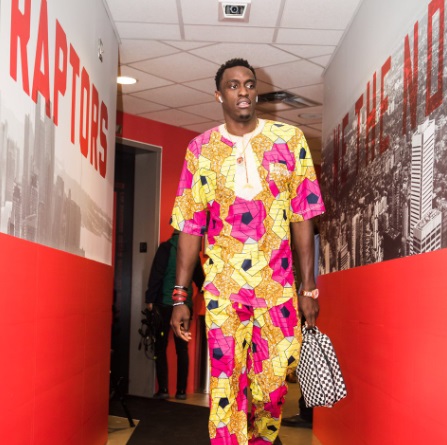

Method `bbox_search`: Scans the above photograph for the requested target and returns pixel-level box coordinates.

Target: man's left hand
[298,295,319,328]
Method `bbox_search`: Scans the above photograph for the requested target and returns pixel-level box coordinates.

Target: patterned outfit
[171,120,325,445]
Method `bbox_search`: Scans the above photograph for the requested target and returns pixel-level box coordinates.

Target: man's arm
[291,219,319,327]
[145,242,170,311]
[170,231,202,341]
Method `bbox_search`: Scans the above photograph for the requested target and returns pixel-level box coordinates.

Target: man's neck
[224,117,259,137]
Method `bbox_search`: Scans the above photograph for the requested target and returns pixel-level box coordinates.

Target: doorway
[112,137,162,396]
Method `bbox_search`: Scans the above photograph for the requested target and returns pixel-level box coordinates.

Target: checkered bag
[297,326,347,408]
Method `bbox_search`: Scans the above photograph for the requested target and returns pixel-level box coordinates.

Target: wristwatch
[300,289,319,299]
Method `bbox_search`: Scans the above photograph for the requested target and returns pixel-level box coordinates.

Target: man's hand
[146,303,153,312]
[171,305,192,342]
[298,295,319,328]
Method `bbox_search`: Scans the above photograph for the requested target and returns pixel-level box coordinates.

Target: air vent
[218,0,251,22]
[257,91,320,109]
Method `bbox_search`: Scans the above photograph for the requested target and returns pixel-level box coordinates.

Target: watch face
[302,289,319,298]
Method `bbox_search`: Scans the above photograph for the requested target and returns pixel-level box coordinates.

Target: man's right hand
[146,303,153,312]
[171,305,192,342]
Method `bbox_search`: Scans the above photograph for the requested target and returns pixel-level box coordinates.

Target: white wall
[128,145,162,397]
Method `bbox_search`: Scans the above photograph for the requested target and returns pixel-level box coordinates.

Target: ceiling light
[117,76,137,85]
[218,0,251,22]
[258,91,320,109]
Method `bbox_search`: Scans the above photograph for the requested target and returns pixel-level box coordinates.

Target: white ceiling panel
[183,77,217,95]
[130,53,220,83]
[281,0,363,29]
[106,0,179,23]
[288,84,325,105]
[185,25,276,44]
[273,44,336,59]
[257,60,324,90]
[179,102,225,121]
[256,102,295,113]
[117,65,173,94]
[190,43,299,68]
[140,109,213,126]
[276,28,344,46]
[310,55,333,67]
[133,84,214,108]
[163,41,216,51]
[116,22,182,40]
[119,40,180,64]
[117,95,168,114]
[255,79,282,94]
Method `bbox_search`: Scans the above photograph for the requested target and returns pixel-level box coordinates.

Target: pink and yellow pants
[205,294,301,445]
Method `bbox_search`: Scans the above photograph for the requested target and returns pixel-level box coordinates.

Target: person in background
[145,229,204,400]
[170,58,325,445]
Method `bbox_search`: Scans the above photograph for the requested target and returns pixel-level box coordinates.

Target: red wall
[314,248,447,444]
[0,233,113,445]
[117,111,203,395]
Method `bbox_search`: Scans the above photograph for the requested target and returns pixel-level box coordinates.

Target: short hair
[214,58,256,91]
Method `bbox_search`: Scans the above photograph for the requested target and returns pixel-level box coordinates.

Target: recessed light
[117,76,137,85]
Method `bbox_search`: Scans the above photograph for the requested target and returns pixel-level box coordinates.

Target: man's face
[216,65,257,123]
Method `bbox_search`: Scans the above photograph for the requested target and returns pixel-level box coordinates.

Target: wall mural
[320,0,447,273]
[0,0,116,264]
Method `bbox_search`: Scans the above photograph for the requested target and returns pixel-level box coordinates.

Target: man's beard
[237,111,254,122]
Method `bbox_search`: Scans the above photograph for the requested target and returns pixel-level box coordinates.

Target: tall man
[170,59,325,445]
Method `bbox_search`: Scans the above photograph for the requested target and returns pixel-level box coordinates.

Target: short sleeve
[289,130,325,222]
[171,138,208,236]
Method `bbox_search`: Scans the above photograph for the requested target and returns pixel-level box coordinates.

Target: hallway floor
[108,382,323,445]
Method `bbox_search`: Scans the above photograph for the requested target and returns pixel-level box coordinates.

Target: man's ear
[215,91,223,103]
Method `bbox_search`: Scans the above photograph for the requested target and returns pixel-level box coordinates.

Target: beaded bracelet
[172,297,186,301]
[174,285,188,291]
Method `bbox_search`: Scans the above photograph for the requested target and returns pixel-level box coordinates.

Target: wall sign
[0,0,117,264]
[321,0,447,272]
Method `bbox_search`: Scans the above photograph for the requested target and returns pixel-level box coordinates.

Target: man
[170,59,325,445]
[145,230,204,400]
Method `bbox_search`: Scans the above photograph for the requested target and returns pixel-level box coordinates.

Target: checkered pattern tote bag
[297,326,347,408]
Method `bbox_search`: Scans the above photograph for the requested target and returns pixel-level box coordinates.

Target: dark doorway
[111,139,161,395]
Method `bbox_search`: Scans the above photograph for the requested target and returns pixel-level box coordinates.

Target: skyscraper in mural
[409,119,441,254]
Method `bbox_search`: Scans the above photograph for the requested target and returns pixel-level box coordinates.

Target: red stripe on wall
[314,247,447,445]
[0,232,113,445]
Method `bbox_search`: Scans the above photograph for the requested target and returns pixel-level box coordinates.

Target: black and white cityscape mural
[320,1,447,273]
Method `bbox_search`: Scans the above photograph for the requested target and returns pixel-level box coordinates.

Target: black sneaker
[153,390,169,400]
[175,390,187,400]
[281,414,312,429]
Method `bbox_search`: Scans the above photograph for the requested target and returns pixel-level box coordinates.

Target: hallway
[108,385,323,445]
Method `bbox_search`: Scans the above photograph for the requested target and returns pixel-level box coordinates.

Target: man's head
[214,58,256,92]
[214,59,258,125]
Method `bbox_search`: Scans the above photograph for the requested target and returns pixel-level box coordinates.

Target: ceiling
[104,0,363,161]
